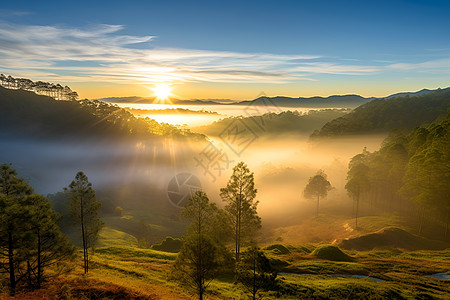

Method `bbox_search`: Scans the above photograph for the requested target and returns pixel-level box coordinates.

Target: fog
[118,102,320,127]
[0,98,390,244]
[0,129,386,237]
[223,135,385,223]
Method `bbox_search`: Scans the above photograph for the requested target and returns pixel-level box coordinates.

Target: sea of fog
[0,132,385,225]
[1,100,387,230]
[117,103,319,127]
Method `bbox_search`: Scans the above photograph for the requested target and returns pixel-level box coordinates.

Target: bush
[151,236,183,253]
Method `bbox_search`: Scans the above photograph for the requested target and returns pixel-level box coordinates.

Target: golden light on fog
[152,83,172,101]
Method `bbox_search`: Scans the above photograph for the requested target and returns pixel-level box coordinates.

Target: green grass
[6,242,449,299]
[101,210,188,245]
[65,210,450,299]
[97,227,138,247]
[6,209,450,299]
[284,260,369,275]
[96,246,177,262]
[265,213,411,246]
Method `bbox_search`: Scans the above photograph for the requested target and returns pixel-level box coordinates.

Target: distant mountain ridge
[96,96,223,105]
[235,94,371,108]
[96,87,446,109]
[384,88,441,99]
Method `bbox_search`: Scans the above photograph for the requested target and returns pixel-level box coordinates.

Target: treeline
[194,109,349,137]
[0,86,204,140]
[345,112,450,238]
[0,74,79,101]
[0,165,103,296]
[311,88,450,138]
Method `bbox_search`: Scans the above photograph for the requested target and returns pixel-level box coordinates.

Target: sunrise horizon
[1,1,449,101]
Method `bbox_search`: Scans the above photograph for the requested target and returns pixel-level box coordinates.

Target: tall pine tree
[220,162,261,263]
[65,172,103,274]
[0,164,33,296]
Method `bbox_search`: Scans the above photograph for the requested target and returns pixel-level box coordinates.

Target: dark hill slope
[311,88,450,138]
[0,87,198,140]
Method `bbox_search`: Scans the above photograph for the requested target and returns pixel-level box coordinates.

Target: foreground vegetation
[2,240,448,299]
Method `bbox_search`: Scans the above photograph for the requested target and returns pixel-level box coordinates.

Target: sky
[0,0,449,100]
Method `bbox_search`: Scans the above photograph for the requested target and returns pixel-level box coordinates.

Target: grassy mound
[265,244,291,255]
[340,227,450,251]
[311,245,354,262]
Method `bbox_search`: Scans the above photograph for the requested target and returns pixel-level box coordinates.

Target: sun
[152,83,172,100]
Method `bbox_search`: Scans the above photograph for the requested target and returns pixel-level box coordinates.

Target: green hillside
[311,88,450,138]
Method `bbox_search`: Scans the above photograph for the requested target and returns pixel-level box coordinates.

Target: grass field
[1,211,449,299]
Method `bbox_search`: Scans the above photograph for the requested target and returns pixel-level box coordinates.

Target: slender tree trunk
[252,250,256,300]
[355,196,359,229]
[236,193,242,263]
[8,231,16,296]
[86,248,89,273]
[236,209,239,263]
[237,209,241,262]
[352,196,355,217]
[419,208,425,235]
[37,230,42,289]
[27,261,32,288]
[445,208,449,240]
[198,203,203,300]
[316,192,320,217]
[80,197,87,274]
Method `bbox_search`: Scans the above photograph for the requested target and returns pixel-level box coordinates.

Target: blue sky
[0,0,449,99]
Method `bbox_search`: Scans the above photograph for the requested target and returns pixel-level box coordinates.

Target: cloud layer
[0,22,449,86]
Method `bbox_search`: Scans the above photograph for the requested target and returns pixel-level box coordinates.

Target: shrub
[151,236,183,253]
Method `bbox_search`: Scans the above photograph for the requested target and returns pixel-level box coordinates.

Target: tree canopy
[304,170,333,216]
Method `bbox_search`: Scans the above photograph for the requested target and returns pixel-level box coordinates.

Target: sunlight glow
[152,83,172,101]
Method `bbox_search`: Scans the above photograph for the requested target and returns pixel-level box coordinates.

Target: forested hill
[0,86,202,140]
[193,109,350,137]
[310,88,450,138]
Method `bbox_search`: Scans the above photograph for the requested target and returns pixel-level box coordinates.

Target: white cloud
[0,22,448,86]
